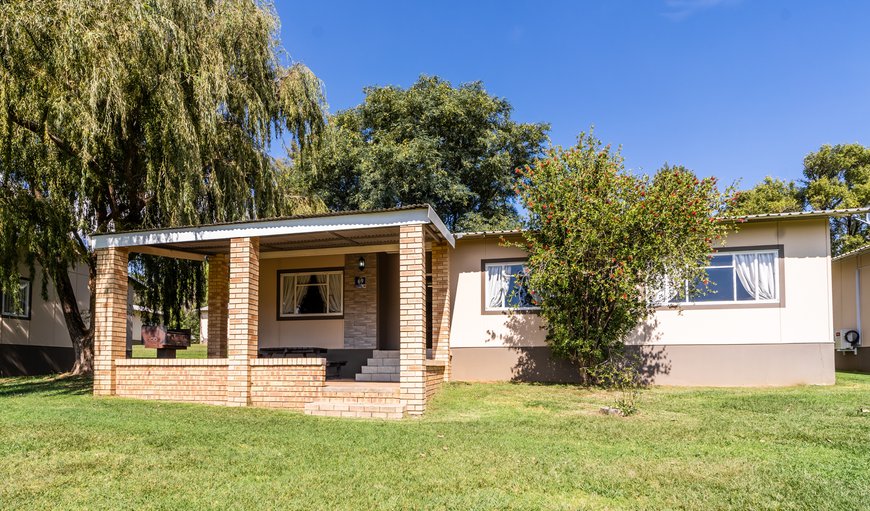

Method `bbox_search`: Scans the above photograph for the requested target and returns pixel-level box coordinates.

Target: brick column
[207,253,229,358]
[431,242,452,381]
[226,237,259,406]
[93,247,129,396]
[399,223,426,415]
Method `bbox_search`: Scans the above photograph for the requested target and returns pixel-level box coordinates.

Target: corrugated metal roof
[833,243,870,261]
[92,204,432,236]
[722,207,870,222]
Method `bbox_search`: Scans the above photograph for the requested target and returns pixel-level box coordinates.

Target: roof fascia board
[426,206,455,248]
[92,208,438,249]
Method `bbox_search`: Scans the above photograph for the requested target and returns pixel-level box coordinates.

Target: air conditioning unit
[835,329,861,351]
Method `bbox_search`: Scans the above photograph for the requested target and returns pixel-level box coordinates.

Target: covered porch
[91,206,454,418]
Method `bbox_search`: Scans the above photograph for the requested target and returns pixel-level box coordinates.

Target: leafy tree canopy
[802,143,870,254]
[734,143,870,254]
[730,177,803,216]
[0,0,326,372]
[298,75,549,231]
[515,132,733,384]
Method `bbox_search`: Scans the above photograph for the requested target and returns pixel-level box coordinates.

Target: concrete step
[355,372,399,382]
[304,400,405,420]
[366,357,400,367]
[372,350,400,359]
[321,385,401,403]
[361,365,399,375]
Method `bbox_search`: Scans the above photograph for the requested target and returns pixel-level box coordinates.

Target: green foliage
[730,177,803,215]
[515,132,733,384]
[734,144,870,255]
[0,0,327,371]
[802,143,870,254]
[299,75,549,231]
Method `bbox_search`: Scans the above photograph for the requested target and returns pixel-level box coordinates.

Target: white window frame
[278,270,343,319]
[483,260,540,312]
[1,278,32,319]
[661,248,780,306]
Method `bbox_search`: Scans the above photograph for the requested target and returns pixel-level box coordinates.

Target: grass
[131,342,207,359]
[1,374,870,510]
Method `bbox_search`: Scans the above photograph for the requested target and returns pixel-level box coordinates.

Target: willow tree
[0,0,327,373]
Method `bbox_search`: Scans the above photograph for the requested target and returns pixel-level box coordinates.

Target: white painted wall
[449,218,833,348]
[257,255,345,348]
[0,263,90,348]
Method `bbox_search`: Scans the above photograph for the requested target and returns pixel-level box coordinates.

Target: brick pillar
[431,242,451,382]
[226,237,259,406]
[207,253,229,358]
[93,247,129,396]
[399,223,426,415]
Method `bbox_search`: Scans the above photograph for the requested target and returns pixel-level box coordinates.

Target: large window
[1,278,31,319]
[660,249,780,305]
[278,270,343,319]
[484,260,538,311]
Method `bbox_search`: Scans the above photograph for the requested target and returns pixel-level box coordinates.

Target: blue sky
[276,0,869,190]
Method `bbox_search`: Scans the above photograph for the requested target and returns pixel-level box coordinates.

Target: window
[659,249,779,305]
[484,261,538,311]
[278,270,343,318]
[1,278,31,319]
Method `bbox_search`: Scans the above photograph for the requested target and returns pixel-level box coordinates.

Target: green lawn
[131,342,207,359]
[1,374,869,510]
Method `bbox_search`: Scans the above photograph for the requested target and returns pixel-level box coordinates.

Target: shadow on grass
[0,374,92,398]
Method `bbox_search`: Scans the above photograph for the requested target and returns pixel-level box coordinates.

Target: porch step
[355,372,399,382]
[321,383,401,403]
[304,400,406,420]
[360,364,399,375]
[356,350,401,382]
[372,350,399,359]
[366,357,400,366]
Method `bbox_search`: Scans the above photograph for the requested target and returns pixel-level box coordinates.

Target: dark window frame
[276,267,344,321]
[1,277,33,320]
[480,258,540,316]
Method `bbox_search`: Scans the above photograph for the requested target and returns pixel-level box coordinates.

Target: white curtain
[281,275,295,315]
[293,276,307,313]
[756,252,777,300]
[735,253,776,300]
[486,265,509,308]
[327,273,342,313]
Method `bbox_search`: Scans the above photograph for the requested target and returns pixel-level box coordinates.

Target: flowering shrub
[513,132,734,384]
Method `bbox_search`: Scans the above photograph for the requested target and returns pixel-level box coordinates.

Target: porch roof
[90,205,454,260]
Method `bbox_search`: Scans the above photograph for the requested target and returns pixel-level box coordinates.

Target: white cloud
[662,0,741,21]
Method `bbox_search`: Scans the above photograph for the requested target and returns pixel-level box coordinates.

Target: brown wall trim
[451,342,834,386]
[0,344,74,376]
[479,257,540,316]
[835,347,870,373]
[655,245,786,311]
[275,267,345,321]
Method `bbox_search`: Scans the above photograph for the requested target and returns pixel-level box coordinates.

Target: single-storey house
[0,265,90,376]
[84,205,847,418]
[831,243,870,372]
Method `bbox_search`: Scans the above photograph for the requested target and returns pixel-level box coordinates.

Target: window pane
[735,275,755,300]
[708,254,732,267]
[327,273,342,313]
[2,279,29,317]
[298,284,327,314]
[691,267,734,302]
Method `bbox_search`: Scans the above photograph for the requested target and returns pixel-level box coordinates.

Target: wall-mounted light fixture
[358,256,366,271]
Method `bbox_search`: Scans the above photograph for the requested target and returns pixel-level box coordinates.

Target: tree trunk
[50,264,94,375]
